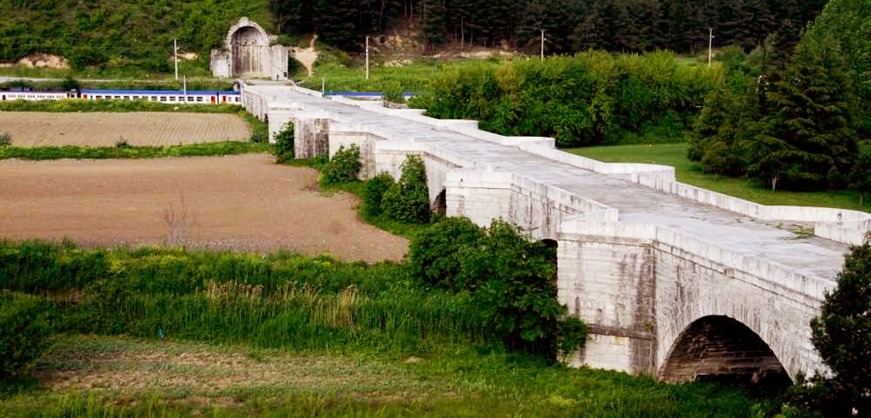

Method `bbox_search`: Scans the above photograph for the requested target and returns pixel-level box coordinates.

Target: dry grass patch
[34,335,431,403]
[0,112,251,147]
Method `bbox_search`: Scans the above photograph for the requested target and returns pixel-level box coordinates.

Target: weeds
[0,133,10,147]
[0,141,271,160]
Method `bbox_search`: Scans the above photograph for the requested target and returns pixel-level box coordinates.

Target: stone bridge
[241,81,870,387]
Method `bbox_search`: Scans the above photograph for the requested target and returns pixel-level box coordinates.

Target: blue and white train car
[80,89,241,105]
[0,90,75,101]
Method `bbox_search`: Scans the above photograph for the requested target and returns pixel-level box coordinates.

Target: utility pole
[707,28,714,67]
[540,29,546,60]
[365,36,370,80]
[173,38,179,80]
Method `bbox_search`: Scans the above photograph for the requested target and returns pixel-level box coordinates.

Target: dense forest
[270,0,826,54]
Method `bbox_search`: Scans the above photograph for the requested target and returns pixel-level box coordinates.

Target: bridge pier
[557,223,658,374]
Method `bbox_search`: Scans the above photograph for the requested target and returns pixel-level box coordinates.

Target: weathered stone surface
[240,82,871,385]
[211,17,289,80]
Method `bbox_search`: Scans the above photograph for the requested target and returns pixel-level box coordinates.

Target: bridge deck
[248,84,850,282]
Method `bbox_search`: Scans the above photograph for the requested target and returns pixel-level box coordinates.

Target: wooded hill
[270,0,826,54]
[0,0,269,71]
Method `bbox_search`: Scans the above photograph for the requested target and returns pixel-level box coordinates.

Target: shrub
[381,82,406,104]
[321,144,361,184]
[362,172,396,218]
[274,122,295,163]
[114,137,130,148]
[0,134,10,147]
[382,155,431,223]
[408,218,587,361]
[0,292,55,381]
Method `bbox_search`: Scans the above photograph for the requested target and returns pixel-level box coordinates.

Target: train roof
[80,89,239,95]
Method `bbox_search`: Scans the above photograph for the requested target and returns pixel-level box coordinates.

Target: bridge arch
[660,315,791,393]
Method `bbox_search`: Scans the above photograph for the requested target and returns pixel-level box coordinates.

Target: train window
[196,97,203,102]
[187,97,194,102]
[169,96,176,102]
[151,96,157,101]
[160,97,167,102]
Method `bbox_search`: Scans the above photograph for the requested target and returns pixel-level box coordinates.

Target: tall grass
[0,241,488,354]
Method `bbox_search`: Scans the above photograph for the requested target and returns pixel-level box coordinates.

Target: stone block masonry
[241,82,870,387]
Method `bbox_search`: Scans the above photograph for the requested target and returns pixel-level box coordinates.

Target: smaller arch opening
[539,239,559,283]
[431,189,447,216]
[661,315,791,395]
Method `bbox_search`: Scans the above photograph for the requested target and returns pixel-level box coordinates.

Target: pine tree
[748,37,858,190]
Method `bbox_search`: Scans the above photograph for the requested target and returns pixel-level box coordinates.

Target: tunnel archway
[230,25,268,77]
[660,315,791,394]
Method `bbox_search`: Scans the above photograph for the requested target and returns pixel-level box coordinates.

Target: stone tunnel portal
[660,315,791,394]
[231,25,267,77]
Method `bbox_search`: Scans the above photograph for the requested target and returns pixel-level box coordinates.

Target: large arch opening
[661,315,791,394]
[231,26,267,77]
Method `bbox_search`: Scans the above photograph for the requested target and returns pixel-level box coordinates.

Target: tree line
[689,0,868,193]
[269,0,826,54]
[412,51,719,147]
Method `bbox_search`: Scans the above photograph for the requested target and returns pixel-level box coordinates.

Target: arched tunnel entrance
[661,315,791,395]
[231,26,267,77]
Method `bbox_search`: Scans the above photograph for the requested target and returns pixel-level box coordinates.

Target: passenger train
[0,88,241,105]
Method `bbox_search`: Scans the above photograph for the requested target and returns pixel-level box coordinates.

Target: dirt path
[0,112,251,147]
[0,154,407,262]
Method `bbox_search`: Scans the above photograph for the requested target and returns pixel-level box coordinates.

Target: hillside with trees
[0,0,270,71]
[269,0,826,54]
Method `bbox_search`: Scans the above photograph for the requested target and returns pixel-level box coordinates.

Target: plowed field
[0,154,407,262]
[0,112,251,147]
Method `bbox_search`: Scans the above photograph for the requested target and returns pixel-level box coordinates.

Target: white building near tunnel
[210,17,289,80]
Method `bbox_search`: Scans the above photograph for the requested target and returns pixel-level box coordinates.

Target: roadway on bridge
[248,83,850,283]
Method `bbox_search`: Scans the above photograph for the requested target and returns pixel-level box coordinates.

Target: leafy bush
[321,144,361,184]
[382,155,431,223]
[408,218,587,361]
[0,292,55,381]
[362,172,396,218]
[0,134,10,147]
[381,82,406,104]
[273,122,294,163]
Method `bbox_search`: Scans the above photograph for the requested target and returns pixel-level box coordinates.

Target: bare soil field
[0,154,407,262]
[0,112,251,147]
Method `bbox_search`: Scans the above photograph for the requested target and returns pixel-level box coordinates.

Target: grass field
[568,143,867,212]
[0,329,754,417]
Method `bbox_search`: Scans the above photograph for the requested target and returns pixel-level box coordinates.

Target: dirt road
[0,154,407,262]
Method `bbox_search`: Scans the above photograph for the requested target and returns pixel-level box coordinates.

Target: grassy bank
[0,240,757,417]
[0,334,754,417]
[0,141,271,160]
[568,143,867,212]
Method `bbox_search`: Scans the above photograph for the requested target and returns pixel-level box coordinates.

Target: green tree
[849,151,871,207]
[382,154,431,223]
[804,238,871,417]
[273,122,294,164]
[407,217,588,361]
[321,144,361,184]
[1,292,54,381]
[748,37,858,191]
